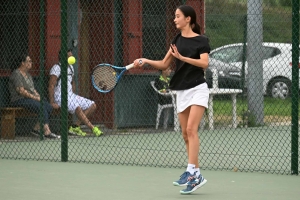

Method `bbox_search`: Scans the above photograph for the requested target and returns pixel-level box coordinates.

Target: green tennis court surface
[0,158,299,200]
[1,126,297,174]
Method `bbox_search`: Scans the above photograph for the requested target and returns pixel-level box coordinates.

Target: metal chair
[150,81,175,129]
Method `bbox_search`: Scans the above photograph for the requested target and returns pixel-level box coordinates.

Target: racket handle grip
[125,63,134,70]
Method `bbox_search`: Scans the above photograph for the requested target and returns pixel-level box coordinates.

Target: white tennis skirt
[176,82,209,113]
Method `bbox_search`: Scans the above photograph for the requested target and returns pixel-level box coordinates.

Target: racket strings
[93,66,117,91]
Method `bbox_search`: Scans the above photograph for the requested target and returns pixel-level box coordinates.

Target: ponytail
[192,22,201,34]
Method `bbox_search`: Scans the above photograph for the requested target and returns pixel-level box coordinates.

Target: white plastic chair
[150,81,175,129]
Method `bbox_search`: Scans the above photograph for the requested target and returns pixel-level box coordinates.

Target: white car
[210,42,299,99]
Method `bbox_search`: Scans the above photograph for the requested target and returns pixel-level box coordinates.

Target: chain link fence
[0,0,299,175]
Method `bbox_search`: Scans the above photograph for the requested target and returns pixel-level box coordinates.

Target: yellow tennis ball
[68,56,76,65]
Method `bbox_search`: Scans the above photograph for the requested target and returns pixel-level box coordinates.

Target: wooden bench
[0,107,72,139]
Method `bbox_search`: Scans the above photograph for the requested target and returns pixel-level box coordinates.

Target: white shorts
[55,93,95,114]
[176,83,209,113]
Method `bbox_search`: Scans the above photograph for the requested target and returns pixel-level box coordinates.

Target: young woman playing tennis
[133,5,210,194]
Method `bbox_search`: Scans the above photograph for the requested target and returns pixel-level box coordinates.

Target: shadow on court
[0,159,299,200]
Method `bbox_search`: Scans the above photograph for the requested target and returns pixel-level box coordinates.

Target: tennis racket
[91,63,135,93]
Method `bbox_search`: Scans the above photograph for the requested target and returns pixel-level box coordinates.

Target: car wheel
[268,78,291,99]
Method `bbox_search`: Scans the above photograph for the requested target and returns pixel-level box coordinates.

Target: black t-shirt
[169,33,210,90]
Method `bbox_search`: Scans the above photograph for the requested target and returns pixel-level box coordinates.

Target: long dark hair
[177,5,201,34]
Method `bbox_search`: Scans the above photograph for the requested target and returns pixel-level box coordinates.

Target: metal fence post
[291,0,299,175]
[61,0,68,162]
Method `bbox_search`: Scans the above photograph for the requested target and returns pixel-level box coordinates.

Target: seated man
[48,49,103,137]
[9,54,59,139]
[154,67,172,129]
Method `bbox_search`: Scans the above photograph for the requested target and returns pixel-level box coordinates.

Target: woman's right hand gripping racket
[91,63,135,93]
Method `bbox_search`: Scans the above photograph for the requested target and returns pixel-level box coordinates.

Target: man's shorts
[55,93,95,114]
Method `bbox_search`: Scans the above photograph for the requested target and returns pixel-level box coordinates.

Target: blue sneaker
[180,174,207,194]
[172,171,196,186]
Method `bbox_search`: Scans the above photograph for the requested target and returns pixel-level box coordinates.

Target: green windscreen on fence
[0,0,299,175]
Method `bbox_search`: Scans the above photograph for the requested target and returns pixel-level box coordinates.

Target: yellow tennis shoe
[92,127,103,136]
[69,126,86,136]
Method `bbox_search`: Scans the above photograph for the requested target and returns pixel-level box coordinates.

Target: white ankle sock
[186,164,195,174]
[195,168,201,176]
